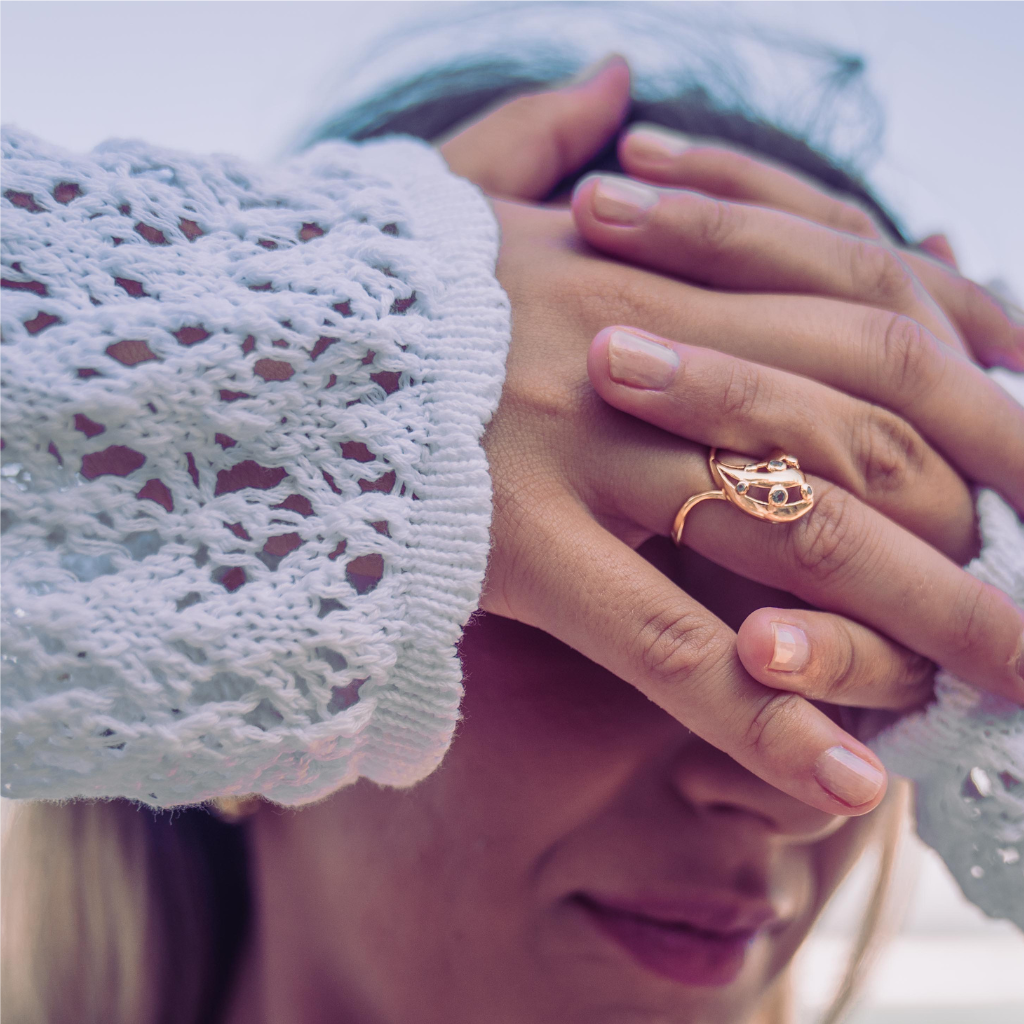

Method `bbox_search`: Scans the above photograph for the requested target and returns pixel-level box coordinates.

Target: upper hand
[612,122,1024,372]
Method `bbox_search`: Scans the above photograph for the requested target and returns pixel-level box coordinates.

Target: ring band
[672,448,815,546]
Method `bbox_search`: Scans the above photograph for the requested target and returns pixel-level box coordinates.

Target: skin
[217,58,1015,1024]
[484,195,1023,818]
[226,541,883,1024]
[435,59,1024,816]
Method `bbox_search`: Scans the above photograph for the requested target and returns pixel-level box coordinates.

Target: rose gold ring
[671,448,814,546]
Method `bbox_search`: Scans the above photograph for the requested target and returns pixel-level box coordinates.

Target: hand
[570,173,1024,527]
[614,123,1024,371]
[439,63,1024,527]
[486,196,1023,818]
[567,158,1024,715]
[437,58,1024,817]
[438,61,1024,372]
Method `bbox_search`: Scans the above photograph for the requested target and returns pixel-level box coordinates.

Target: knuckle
[742,691,806,760]
[878,313,937,402]
[636,609,726,690]
[565,262,654,330]
[945,578,995,663]
[847,240,915,307]
[852,406,927,497]
[786,486,861,585]
[719,361,765,422]
[694,196,740,258]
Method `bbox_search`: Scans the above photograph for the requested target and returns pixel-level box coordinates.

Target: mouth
[572,893,778,988]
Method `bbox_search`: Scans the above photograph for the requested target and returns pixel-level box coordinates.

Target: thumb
[440,55,631,200]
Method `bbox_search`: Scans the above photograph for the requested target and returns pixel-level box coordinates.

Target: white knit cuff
[869,369,1024,928]
[1,129,510,807]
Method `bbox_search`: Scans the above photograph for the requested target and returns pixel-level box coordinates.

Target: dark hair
[144,806,252,1024]
[306,60,908,243]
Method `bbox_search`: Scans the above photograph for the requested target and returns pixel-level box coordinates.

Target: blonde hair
[1,798,249,1024]
[1,784,910,1024]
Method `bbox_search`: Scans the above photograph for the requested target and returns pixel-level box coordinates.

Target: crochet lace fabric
[869,370,1024,929]
[0,128,509,807]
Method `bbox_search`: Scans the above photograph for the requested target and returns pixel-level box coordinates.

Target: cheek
[769,809,883,973]
[447,617,669,854]
[320,617,663,909]
[287,623,670,1019]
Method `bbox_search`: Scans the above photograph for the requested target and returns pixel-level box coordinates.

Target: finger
[901,250,1024,371]
[736,607,934,711]
[571,174,962,350]
[533,382,1023,706]
[618,124,884,238]
[617,125,1024,369]
[615,287,1024,518]
[587,326,976,561]
[593,434,1024,706]
[438,55,631,199]
[916,233,958,269]
[707,481,1024,706]
[485,495,888,814]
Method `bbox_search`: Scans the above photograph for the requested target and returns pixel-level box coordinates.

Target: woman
[3,9,1022,1023]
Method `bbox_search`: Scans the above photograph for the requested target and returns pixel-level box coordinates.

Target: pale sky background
[2,0,1022,296]
[2,2,1023,1021]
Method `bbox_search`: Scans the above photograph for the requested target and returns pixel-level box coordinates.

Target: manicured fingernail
[768,622,809,673]
[627,123,695,160]
[607,329,679,390]
[592,176,659,225]
[814,746,885,807]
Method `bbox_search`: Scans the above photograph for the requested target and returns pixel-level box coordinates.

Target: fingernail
[627,123,695,160]
[916,232,958,269]
[814,746,885,807]
[768,622,809,673]
[984,281,1024,328]
[1015,630,1024,689]
[607,329,679,390]
[993,350,1024,373]
[1004,301,1024,327]
[568,53,625,88]
[592,176,659,225]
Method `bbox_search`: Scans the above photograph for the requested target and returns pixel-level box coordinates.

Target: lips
[574,893,778,988]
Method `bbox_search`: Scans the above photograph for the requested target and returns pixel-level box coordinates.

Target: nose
[668,735,846,843]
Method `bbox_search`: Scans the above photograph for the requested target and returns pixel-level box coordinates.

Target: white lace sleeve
[0,127,510,808]
[869,368,1024,929]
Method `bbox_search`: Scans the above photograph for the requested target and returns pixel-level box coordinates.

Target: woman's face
[246,541,880,1024]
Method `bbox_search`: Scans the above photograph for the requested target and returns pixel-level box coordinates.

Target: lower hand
[438,60,1024,818]
[487,198,1023,818]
